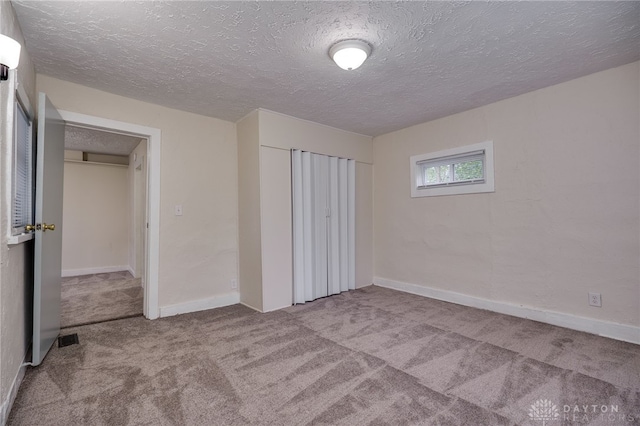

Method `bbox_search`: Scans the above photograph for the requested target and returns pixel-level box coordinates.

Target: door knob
[42,223,55,231]
[25,224,36,232]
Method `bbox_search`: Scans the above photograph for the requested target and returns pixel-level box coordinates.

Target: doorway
[57,110,161,320]
[31,97,162,366]
[291,150,356,304]
[59,125,147,327]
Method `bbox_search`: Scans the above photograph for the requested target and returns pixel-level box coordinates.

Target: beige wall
[0,1,36,418]
[62,161,129,275]
[355,163,374,292]
[373,61,640,328]
[259,146,292,311]
[258,109,372,163]
[237,111,263,311]
[37,75,239,308]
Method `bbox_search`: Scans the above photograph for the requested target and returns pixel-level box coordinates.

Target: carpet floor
[60,271,143,328]
[10,286,640,425]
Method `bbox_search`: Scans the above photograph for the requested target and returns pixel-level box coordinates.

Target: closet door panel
[292,150,305,304]
[348,159,356,290]
[338,158,349,292]
[292,150,356,303]
[312,153,329,299]
[328,156,341,296]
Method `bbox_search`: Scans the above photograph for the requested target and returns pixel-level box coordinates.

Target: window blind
[12,102,32,233]
[416,150,484,169]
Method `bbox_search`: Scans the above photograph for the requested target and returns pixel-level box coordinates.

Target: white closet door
[292,150,355,304]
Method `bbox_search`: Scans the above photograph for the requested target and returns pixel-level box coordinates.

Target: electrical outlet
[588,292,602,307]
[231,279,237,289]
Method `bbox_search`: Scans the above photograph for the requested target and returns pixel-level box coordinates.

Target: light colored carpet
[60,271,143,328]
[11,286,640,425]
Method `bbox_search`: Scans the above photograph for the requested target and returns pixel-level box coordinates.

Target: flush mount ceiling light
[0,34,21,81]
[329,39,371,71]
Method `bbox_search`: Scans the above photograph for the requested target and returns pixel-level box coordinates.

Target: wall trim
[159,292,240,318]
[62,266,129,277]
[373,277,640,345]
[1,360,27,426]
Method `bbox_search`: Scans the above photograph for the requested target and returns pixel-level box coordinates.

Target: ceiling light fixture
[0,34,21,81]
[329,39,371,71]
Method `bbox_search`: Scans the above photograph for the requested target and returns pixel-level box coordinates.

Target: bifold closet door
[292,150,355,304]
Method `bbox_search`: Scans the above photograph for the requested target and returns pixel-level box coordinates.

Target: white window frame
[8,84,34,244]
[410,141,494,198]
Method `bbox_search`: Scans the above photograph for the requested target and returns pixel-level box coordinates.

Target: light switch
[174,205,183,216]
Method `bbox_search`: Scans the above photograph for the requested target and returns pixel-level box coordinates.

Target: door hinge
[325,208,331,217]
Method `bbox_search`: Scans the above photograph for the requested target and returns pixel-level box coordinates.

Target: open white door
[32,93,65,366]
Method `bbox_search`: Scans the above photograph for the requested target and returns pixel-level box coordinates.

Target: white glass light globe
[329,40,371,71]
[0,34,21,69]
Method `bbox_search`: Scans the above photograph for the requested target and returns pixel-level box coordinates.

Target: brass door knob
[25,224,36,232]
[42,223,55,231]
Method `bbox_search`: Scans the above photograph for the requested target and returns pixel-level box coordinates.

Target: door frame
[58,110,161,319]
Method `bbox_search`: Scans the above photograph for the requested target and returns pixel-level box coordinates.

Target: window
[410,141,494,197]
[11,98,33,236]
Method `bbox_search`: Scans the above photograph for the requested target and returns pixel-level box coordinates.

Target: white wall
[128,140,147,279]
[373,62,640,333]
[37,75,239,310]
[62,160,129,276]
[0,2,36,421]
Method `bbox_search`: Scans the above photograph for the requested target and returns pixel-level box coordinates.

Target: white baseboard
[373,277,640,345]
[61,265,129,277]
[1,360,27,426]
[240,301,263,313]
[262,304,292,313]
[126,265,136,277]
[159,292,240,318]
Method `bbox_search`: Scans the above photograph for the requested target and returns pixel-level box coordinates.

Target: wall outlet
[174,205,183,216]
[231,279,237,289]
[588,292,602,307]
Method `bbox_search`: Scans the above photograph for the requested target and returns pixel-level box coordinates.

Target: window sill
[8,233,34,245]
[411,182,495,198]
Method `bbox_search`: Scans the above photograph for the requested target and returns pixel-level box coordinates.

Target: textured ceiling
[12,1,640,136]
[65,126,143,156]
